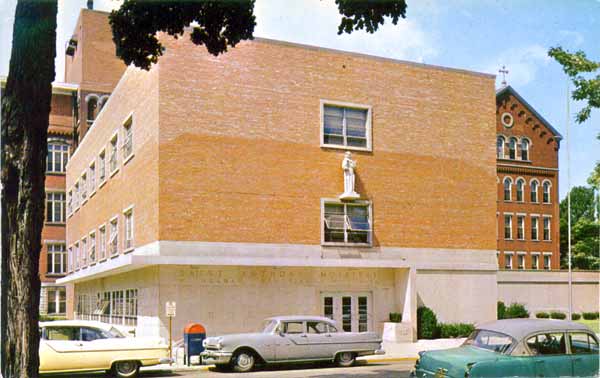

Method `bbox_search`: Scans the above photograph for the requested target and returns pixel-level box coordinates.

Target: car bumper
[200,350,233,365]
[158,357,174,364]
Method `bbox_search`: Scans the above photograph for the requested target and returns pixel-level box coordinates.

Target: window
[68,246,73,272]
[67,190,73,215]
[543,217,551,241]
[531,216,539,240]
[342,296,352,332]
[46,288,66,315]
[516,179,524,202]
[527,333,566,355]
[544,254,551,270]
[322,103,370,149]
[530,180,539,202]
[46,244,67,275]
[496,136,505,158]
[463,330,514,354]
[80,173,87,202]
[358,296,368,332]
[109,134,118,174]
[323,201,371,245]
[99,149,106,183]
[517,215,525,240]
[283,322,304,334]
[122,115,133,161]
[504,214,512,240]
[46,326,78,340]
[73,181,79,209]
[517,253,525,270]
[46,192,66,223]
[81,237,87,267]
[74,242,79,270]
[504,253,513,269]
[124,208,134,251]
[543,181,551,203]
[109,217,118,255]
[508,137,517,159]
[89,231,96,263]
[532,254,540,270]
[87,97,98,124]
[323,297,333,320]
[569,333,599,354]
[89,162,96,194]
[520,139,529,160]
[111,290,124,324]
[98,225,106,260]
[503,178,512,201]
[124,289,138,326]
[307,321,329,334]
[47,142,69,173]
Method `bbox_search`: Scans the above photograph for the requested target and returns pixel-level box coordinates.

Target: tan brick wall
[66,66,159,268]
[157,38,497,250]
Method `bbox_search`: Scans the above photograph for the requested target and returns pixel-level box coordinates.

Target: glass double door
[321,292,371,333]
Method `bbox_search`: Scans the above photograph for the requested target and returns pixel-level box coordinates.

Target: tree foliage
[110,0,408,70]
[548,47,600,123]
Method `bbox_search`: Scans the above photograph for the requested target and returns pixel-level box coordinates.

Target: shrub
[572,313,581,320]
[504,303,529,319]
[417,306,438,339]
[582,312,600,320]
[497,301,506,320]
[550,311,566,320]
[439,323,475,338]
[389,312,402,323]
[39,314,65,322]
[536,312,550,319]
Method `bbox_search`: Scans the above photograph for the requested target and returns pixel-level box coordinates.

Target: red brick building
[496,85,561,271]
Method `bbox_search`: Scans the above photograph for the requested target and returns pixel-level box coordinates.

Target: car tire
[335,352,356,367]
[231,350,255,372]
[112,360,139,378]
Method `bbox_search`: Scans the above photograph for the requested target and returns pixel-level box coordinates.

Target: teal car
[411,319,599,378]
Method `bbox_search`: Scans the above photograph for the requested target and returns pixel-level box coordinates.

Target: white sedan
[40,320,171,377]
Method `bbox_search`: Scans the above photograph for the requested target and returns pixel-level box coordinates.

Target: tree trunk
[1,1,57,377]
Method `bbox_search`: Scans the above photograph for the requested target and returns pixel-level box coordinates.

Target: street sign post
[166,301,176,364]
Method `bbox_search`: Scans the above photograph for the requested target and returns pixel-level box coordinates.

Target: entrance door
[320,292,371,333]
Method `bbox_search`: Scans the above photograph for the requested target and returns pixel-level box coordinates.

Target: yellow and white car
[40,320,171,377]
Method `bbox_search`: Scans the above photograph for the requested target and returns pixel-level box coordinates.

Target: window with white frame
[504,253,513,269]
[531,216,539,240]
[517,253,525,270]
[81,173,87,201]
[46,192,66,223]
[503,177,512,201]
[85,289,137,326]
[542,181,551,203]
[504,214,512,240]
[67,190,73,215]
[516,179,525,202]
[74,242,79,270]
[543,217,551,241]
[99,149,106,182]
[322,103,370,149]
[81,237,87,267]
[109,217,118,255]
[530,180,539,203]
[124,289,138,326]
[47,142,69,173]
[111,290,124,324]
[122,115,133,161]
[46,243,67,275]
[74,181,80,209]
[496,136,505,158]
[124,208,134,251]
[532,253,540,270]
[89,162,96,193]
[98,225,106,260]
[47,287,66,314]
[520,138,530,160]
[323,201,371,245]
[543,254,552,270]
[89,231,96,263]
[68,245,73,272]
[517,215,525,240]
[109,134,118,173]
[508,137,517,159]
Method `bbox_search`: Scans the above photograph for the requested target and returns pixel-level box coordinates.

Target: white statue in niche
[340,151,360,200]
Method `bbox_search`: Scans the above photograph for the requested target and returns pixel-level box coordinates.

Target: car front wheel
[232,350,255,372]
[335,352,356,367]
[112,360,139,378]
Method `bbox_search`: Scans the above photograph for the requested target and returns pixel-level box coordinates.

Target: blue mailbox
[183,323,206,366]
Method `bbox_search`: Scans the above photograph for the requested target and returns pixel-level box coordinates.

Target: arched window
[508,137,517,160]
[87,97,98,124]
[497,136,505,158]
[543,181,551,203]
[516,178,525,202]
[521,139,530,161]
[503,177,512,201]
[530,180,539,203]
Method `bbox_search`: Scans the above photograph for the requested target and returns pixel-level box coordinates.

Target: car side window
[527,333,567,355]
[328,324,338,333]
[570,333,599,354]
[283,322,304,334]
[307,322,329,334]
[81,327,106,341]
[46,327,81,341]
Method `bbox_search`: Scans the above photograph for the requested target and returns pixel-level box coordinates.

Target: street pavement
[43,360,414,378]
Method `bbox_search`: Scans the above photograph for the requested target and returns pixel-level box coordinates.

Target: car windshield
[108,327,125,338]
[463,329,515,354]
[262,320,278,333]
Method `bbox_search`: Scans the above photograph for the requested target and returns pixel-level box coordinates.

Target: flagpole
[566,79,573,320]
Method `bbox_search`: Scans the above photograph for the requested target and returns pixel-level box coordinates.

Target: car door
[40,326,83,372]
[77,326,113,370]
[305,321,336,359]
[526,332,573,377]
[275,321,311,361]
[569,332,599,377]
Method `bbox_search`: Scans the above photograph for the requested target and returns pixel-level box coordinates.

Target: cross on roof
[499,65,509,86]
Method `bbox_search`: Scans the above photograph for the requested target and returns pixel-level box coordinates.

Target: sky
[1,0,598,200]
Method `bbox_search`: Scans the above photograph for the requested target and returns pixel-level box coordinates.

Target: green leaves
[548,46,600,123]
[335,0,407,35]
